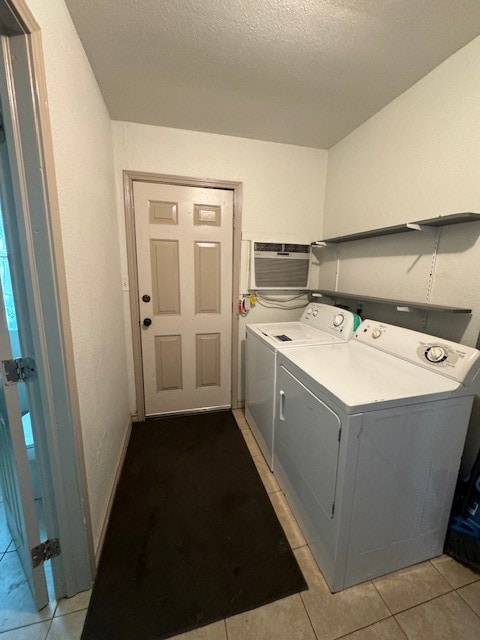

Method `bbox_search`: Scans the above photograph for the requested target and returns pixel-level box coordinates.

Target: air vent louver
[250,242,311,290]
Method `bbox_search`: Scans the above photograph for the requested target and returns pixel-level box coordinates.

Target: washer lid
[279,342,463,414]
[246,321,343,348]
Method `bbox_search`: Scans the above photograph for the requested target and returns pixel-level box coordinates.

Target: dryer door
[276,365,342,519]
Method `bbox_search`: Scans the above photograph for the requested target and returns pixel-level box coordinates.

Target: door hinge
[31,538,61,568]
[1,357,36,385]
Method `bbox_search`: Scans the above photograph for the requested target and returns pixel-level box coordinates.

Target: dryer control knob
[306,308,313,315]
[312,310,318,317]
[333,313,344,327]
[372,328,382,339]
[426,346,446,362]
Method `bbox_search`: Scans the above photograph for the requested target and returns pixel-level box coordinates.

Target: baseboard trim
[94,416,132,566]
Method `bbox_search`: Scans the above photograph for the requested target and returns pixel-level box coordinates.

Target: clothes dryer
[274,320,480,591]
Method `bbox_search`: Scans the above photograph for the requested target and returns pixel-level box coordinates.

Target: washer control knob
[371,328,382,339]
[306,308,313,315]
[312,310,318,317]
[426,346,446,362]
[333,313,344,327]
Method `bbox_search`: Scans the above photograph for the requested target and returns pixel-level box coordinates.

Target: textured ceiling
[65,1,480,148]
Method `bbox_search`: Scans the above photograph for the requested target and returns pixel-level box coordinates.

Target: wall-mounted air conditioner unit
[250,242,311,290]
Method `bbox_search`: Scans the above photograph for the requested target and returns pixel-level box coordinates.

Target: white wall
[322,35,480,471]
[28,0,131,552]
[112,122,328,407]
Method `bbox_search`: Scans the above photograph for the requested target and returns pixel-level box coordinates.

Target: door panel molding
[150,239,181,315]
[196,333,221,388]
[123,171,243,421]
[155,334,183,391]
[194,241,221,314]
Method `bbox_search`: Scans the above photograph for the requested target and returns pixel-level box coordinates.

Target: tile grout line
[429,557,480,590]
[223,617,228,640]
[292,542,308,551]
[45,615,54,639]
[389,587,463,620]
[428,557,462,589]
[298,591,320,640]
[371,578,395,615]
[331,614,399,640]
[456,575,480,587]
[455,586,480,621]
[52,605,90,619]
[0,616,54,637]
[297,563,396,640]
[364,551,480,620]
[372,575,458,618]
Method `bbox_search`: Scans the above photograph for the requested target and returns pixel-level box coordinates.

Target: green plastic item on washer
[353,314,362,331]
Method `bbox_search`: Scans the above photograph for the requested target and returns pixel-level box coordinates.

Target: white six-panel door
[133,182,233,416]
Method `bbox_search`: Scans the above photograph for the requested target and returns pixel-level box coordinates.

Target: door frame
[0,0,94,595]
[123,171,243,421]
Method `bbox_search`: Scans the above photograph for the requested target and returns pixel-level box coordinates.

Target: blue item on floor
[450,515,480,538]
[445,447,480,569]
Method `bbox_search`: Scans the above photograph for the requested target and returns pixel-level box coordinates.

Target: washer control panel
[355,320,480,386]
[300,303,356,338]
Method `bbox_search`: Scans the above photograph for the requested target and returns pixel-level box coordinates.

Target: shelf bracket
[397,306,428,328]
[406,223,435,234]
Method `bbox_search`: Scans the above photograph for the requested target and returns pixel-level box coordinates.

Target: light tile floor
[3,408,479,639]
[0,500,91,640]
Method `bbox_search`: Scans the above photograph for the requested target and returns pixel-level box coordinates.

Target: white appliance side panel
[245,330,276,469]
[345,397,473,587]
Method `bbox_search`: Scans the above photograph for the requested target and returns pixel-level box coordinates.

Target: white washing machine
[245,303,360,470]
[274,320,480,592]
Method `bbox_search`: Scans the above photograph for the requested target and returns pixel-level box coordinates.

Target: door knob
[142,294,151,302]
[143,318,152,327]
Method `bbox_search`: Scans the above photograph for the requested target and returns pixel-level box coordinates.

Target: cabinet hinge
[31,538,61,568]
[338,427,342,442]
[331,502,335,517]
[1,357,36,385]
